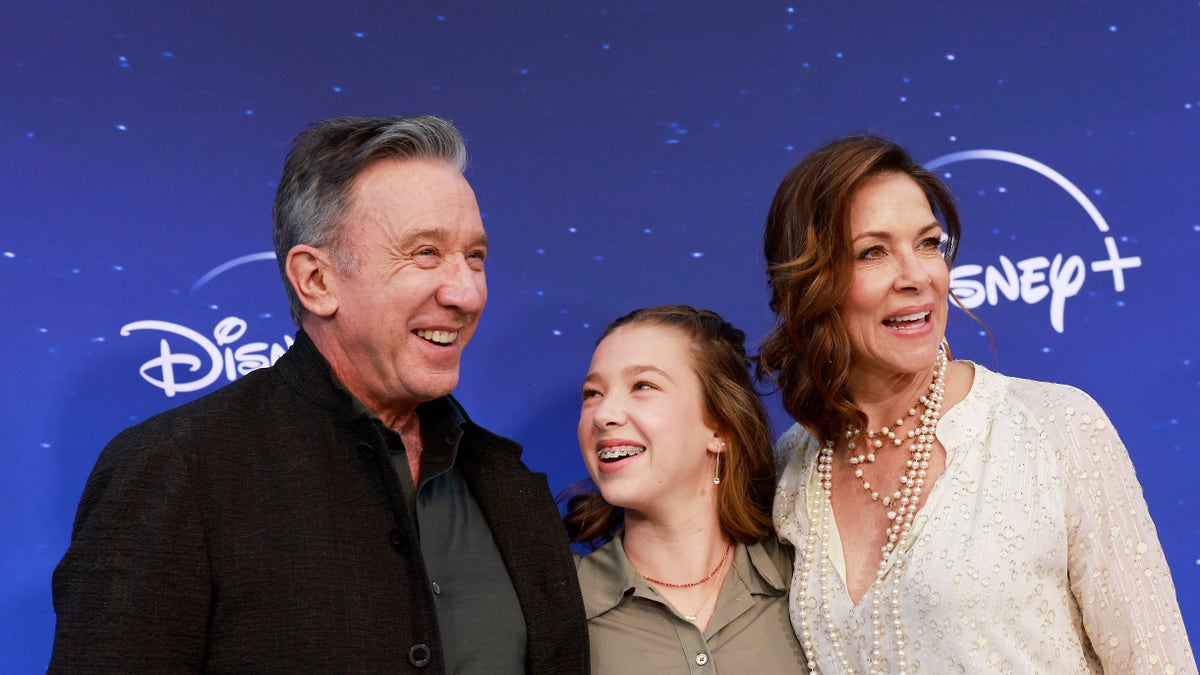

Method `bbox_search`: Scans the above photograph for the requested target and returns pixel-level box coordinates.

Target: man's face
[322,157,488,414]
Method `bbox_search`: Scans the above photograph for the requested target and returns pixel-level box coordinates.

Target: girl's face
[577,324,722,519]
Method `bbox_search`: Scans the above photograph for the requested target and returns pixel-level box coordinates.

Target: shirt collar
[332,375,467,484]
[577,531,788,621]
[577,531,642,620]
[412,397,465,487]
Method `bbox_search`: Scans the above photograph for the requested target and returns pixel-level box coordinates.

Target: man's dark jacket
[50,331,588,673]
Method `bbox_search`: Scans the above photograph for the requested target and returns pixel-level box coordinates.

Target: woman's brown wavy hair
[756,135,962,444]
[562,305,776,551]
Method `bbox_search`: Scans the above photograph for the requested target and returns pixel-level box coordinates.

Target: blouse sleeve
[1052,386,1196,673]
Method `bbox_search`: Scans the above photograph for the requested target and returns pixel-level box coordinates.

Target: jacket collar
[273,329,357,414]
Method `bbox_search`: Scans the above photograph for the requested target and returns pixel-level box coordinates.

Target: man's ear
[286,245,339,318]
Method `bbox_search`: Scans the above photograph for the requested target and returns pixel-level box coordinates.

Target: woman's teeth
[884,311,929,327]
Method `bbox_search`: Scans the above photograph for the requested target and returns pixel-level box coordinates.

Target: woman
[758,135,1195,674]
[565,305,806,673]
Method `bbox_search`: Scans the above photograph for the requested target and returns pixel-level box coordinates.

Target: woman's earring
[713,442,725,485]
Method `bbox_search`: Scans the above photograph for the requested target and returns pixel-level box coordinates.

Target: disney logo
[120,316,294,397]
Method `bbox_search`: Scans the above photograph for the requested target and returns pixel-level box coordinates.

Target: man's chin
[405,373,460,403]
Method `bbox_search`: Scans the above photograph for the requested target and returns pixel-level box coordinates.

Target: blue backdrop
[4,2,1197,669]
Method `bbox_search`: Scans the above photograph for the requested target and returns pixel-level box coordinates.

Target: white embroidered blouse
[774,362,1195,674]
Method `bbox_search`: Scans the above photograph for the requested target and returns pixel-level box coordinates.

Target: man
[50,116,589,673]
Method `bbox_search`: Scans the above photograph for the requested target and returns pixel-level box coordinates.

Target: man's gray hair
[272,115,468,326]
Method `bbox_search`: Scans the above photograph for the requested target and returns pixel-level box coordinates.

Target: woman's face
[577,324,722,518]
[839,172,950,387]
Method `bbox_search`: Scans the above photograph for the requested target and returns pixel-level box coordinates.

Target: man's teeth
[597,445,646,462]
[416,329,457,345]
[884,311,929,326]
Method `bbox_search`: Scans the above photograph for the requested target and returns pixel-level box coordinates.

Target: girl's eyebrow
[582,364,673,385]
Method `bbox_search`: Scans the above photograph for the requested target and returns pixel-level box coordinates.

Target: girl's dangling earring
[713,442,725,485]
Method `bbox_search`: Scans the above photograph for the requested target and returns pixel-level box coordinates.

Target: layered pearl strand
[848,405,920,506]
[796,349,947,675]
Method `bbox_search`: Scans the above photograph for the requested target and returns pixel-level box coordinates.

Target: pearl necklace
[849,387,940,509]
[795,350,946,675]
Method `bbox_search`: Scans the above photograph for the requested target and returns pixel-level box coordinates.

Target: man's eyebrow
[397,227,490,249]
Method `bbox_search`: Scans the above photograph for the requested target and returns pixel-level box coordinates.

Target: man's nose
[436,254,486,312]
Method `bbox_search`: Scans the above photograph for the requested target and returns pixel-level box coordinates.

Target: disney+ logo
[928,150,1141,333]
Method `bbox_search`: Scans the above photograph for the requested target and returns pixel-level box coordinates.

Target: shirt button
[356,442,376,459]
[431,581,441,595]
[695,652,709,666]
